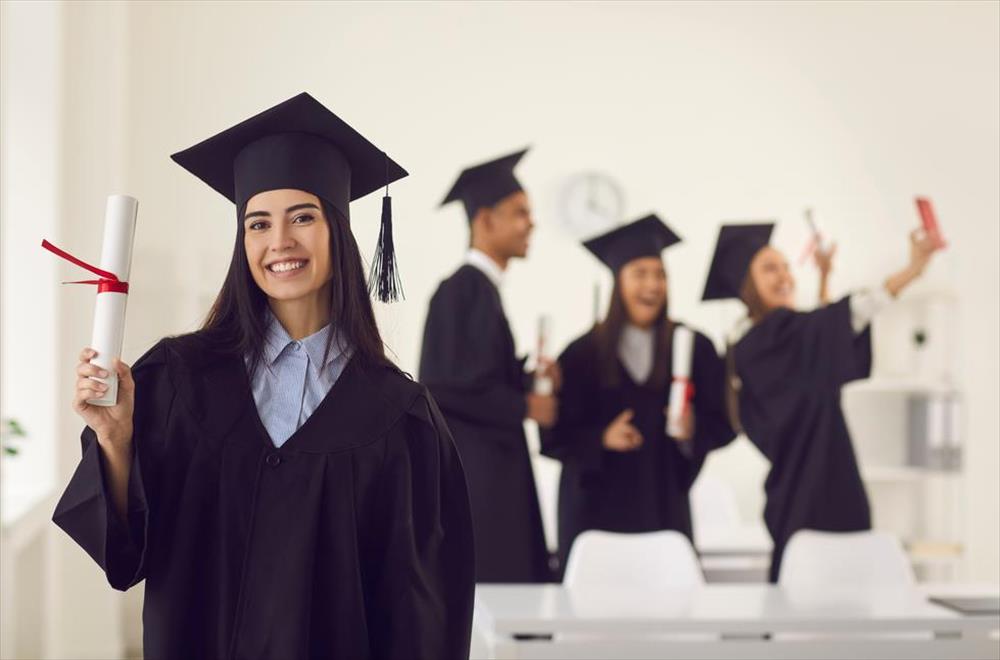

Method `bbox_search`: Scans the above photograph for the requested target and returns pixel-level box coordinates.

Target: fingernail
[99,370,109,377]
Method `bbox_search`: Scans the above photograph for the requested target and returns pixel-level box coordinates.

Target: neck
[268,286,331,340]
[470,240,509,271]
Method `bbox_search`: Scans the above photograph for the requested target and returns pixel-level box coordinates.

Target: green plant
[1,418,27,456]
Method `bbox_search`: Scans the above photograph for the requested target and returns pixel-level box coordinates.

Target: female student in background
[542,215,736,574]
[702,223,939,582]
[54,93,474,659]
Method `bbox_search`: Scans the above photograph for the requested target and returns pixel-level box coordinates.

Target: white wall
[120,0,998,579]
[1,1,62,657]
[1,0,997,655]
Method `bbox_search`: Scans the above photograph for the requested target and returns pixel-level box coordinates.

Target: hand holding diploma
[73,346,135,522]
[74,347,135,450]
[885,228,940,298]
[666,325,695,440]
[533,315,560,395]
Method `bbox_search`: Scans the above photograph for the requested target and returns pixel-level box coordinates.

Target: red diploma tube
[916,197,947,250]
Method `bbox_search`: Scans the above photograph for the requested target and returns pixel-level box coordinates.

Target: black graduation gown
[52,332,475,660]
[541,325,734,571]
[733,296,873,582]
[418,264,551,583]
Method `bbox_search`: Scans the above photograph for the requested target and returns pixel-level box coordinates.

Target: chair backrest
[563,530,704,589]
[779,529,916,588]
[689,473,742,547]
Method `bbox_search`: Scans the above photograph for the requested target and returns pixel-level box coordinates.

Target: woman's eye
[249,221,267,231]
[292,214,314,224]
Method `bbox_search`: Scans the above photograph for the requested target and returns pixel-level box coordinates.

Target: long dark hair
[593,274,673,389]
[201,198,394,378]
[724,272,769,434]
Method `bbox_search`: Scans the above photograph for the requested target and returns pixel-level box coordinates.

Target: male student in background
[420,148,557,583]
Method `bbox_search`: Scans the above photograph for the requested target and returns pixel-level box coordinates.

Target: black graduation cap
[440,148,529,221]
[701,222,775,301]
[170,92,408,302]
[583,214,682,273]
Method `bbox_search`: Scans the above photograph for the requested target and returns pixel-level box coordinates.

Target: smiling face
[618,256,668,328]
[747,245,795,312]
[243,188,333,305]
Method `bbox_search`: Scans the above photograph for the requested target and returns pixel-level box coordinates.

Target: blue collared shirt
[244,313,352,448]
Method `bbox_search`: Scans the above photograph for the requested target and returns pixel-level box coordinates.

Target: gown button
[265,453,282,467]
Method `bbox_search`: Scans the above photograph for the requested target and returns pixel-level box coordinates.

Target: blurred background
[1,1,997,657]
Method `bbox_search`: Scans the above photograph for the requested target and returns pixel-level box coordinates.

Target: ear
[471,207,492,235]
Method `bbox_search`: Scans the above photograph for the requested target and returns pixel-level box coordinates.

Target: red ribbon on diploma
[41,239,129,294]
[672,376,696,415]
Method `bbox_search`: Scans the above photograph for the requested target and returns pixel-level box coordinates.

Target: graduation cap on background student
[440,148,529,221]
[583,213,682,272]
[701,223,775,301]
[170,92,408,302]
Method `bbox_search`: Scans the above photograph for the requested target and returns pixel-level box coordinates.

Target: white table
[474,583,1000,659]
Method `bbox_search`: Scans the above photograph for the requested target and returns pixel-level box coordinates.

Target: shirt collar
[727,315,755,345]
[262,310,347,368]
[464,248,505,288]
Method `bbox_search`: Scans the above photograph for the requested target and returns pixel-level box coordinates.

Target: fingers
[77,361,110,379]
[79,347,97,362]
[74,382,107,411]
[115,359,135,393]
[616,408,635,424]
[78,377,109,396]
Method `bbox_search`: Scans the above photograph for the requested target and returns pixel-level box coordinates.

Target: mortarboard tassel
[368,155,403,302]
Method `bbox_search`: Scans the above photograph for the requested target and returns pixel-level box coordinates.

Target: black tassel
[368,194,403,302]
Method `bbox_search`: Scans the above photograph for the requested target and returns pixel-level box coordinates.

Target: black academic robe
[53,332,475,660]
[418,264,551,583]
[542,325,735,571]
[734,296,873,582]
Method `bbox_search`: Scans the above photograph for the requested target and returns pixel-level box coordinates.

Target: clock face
[559,172,626,238]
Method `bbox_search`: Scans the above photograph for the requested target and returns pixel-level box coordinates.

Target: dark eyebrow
[285,203,320,214]
[244,203,321,223]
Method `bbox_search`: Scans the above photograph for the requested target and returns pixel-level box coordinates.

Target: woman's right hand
[602,409,643,452]
[73,347,135,453]
[908,228,938,275]
[886,229,939,297]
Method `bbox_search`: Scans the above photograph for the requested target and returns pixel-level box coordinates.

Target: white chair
[562,531,710,643]
[563,529,704,590]
[777,530,924,642]
[778,529,915,588]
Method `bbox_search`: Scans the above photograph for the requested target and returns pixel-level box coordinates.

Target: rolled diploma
[666,325,694,437]
[534,315,553,395]
[87,195,138,407]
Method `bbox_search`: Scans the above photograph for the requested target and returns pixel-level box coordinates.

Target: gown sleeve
[51,338,175,591]
[687,331,737,464]
[800,296,873,388]
[540,339,605,473]
[364,390,476,660]
[418,279,526,431]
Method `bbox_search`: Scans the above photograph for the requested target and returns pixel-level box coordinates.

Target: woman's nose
[270,225,296,250]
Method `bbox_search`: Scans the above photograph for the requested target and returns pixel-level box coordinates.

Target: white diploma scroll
[533,315,553,396]
[666,325,695,438]
[87,196,138,406]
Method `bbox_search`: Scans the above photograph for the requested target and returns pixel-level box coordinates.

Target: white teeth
[268,260,306,273]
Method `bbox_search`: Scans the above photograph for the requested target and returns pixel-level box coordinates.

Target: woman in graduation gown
[53,93,475,659]
[702,222,939,582]
[542,215,736,572]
